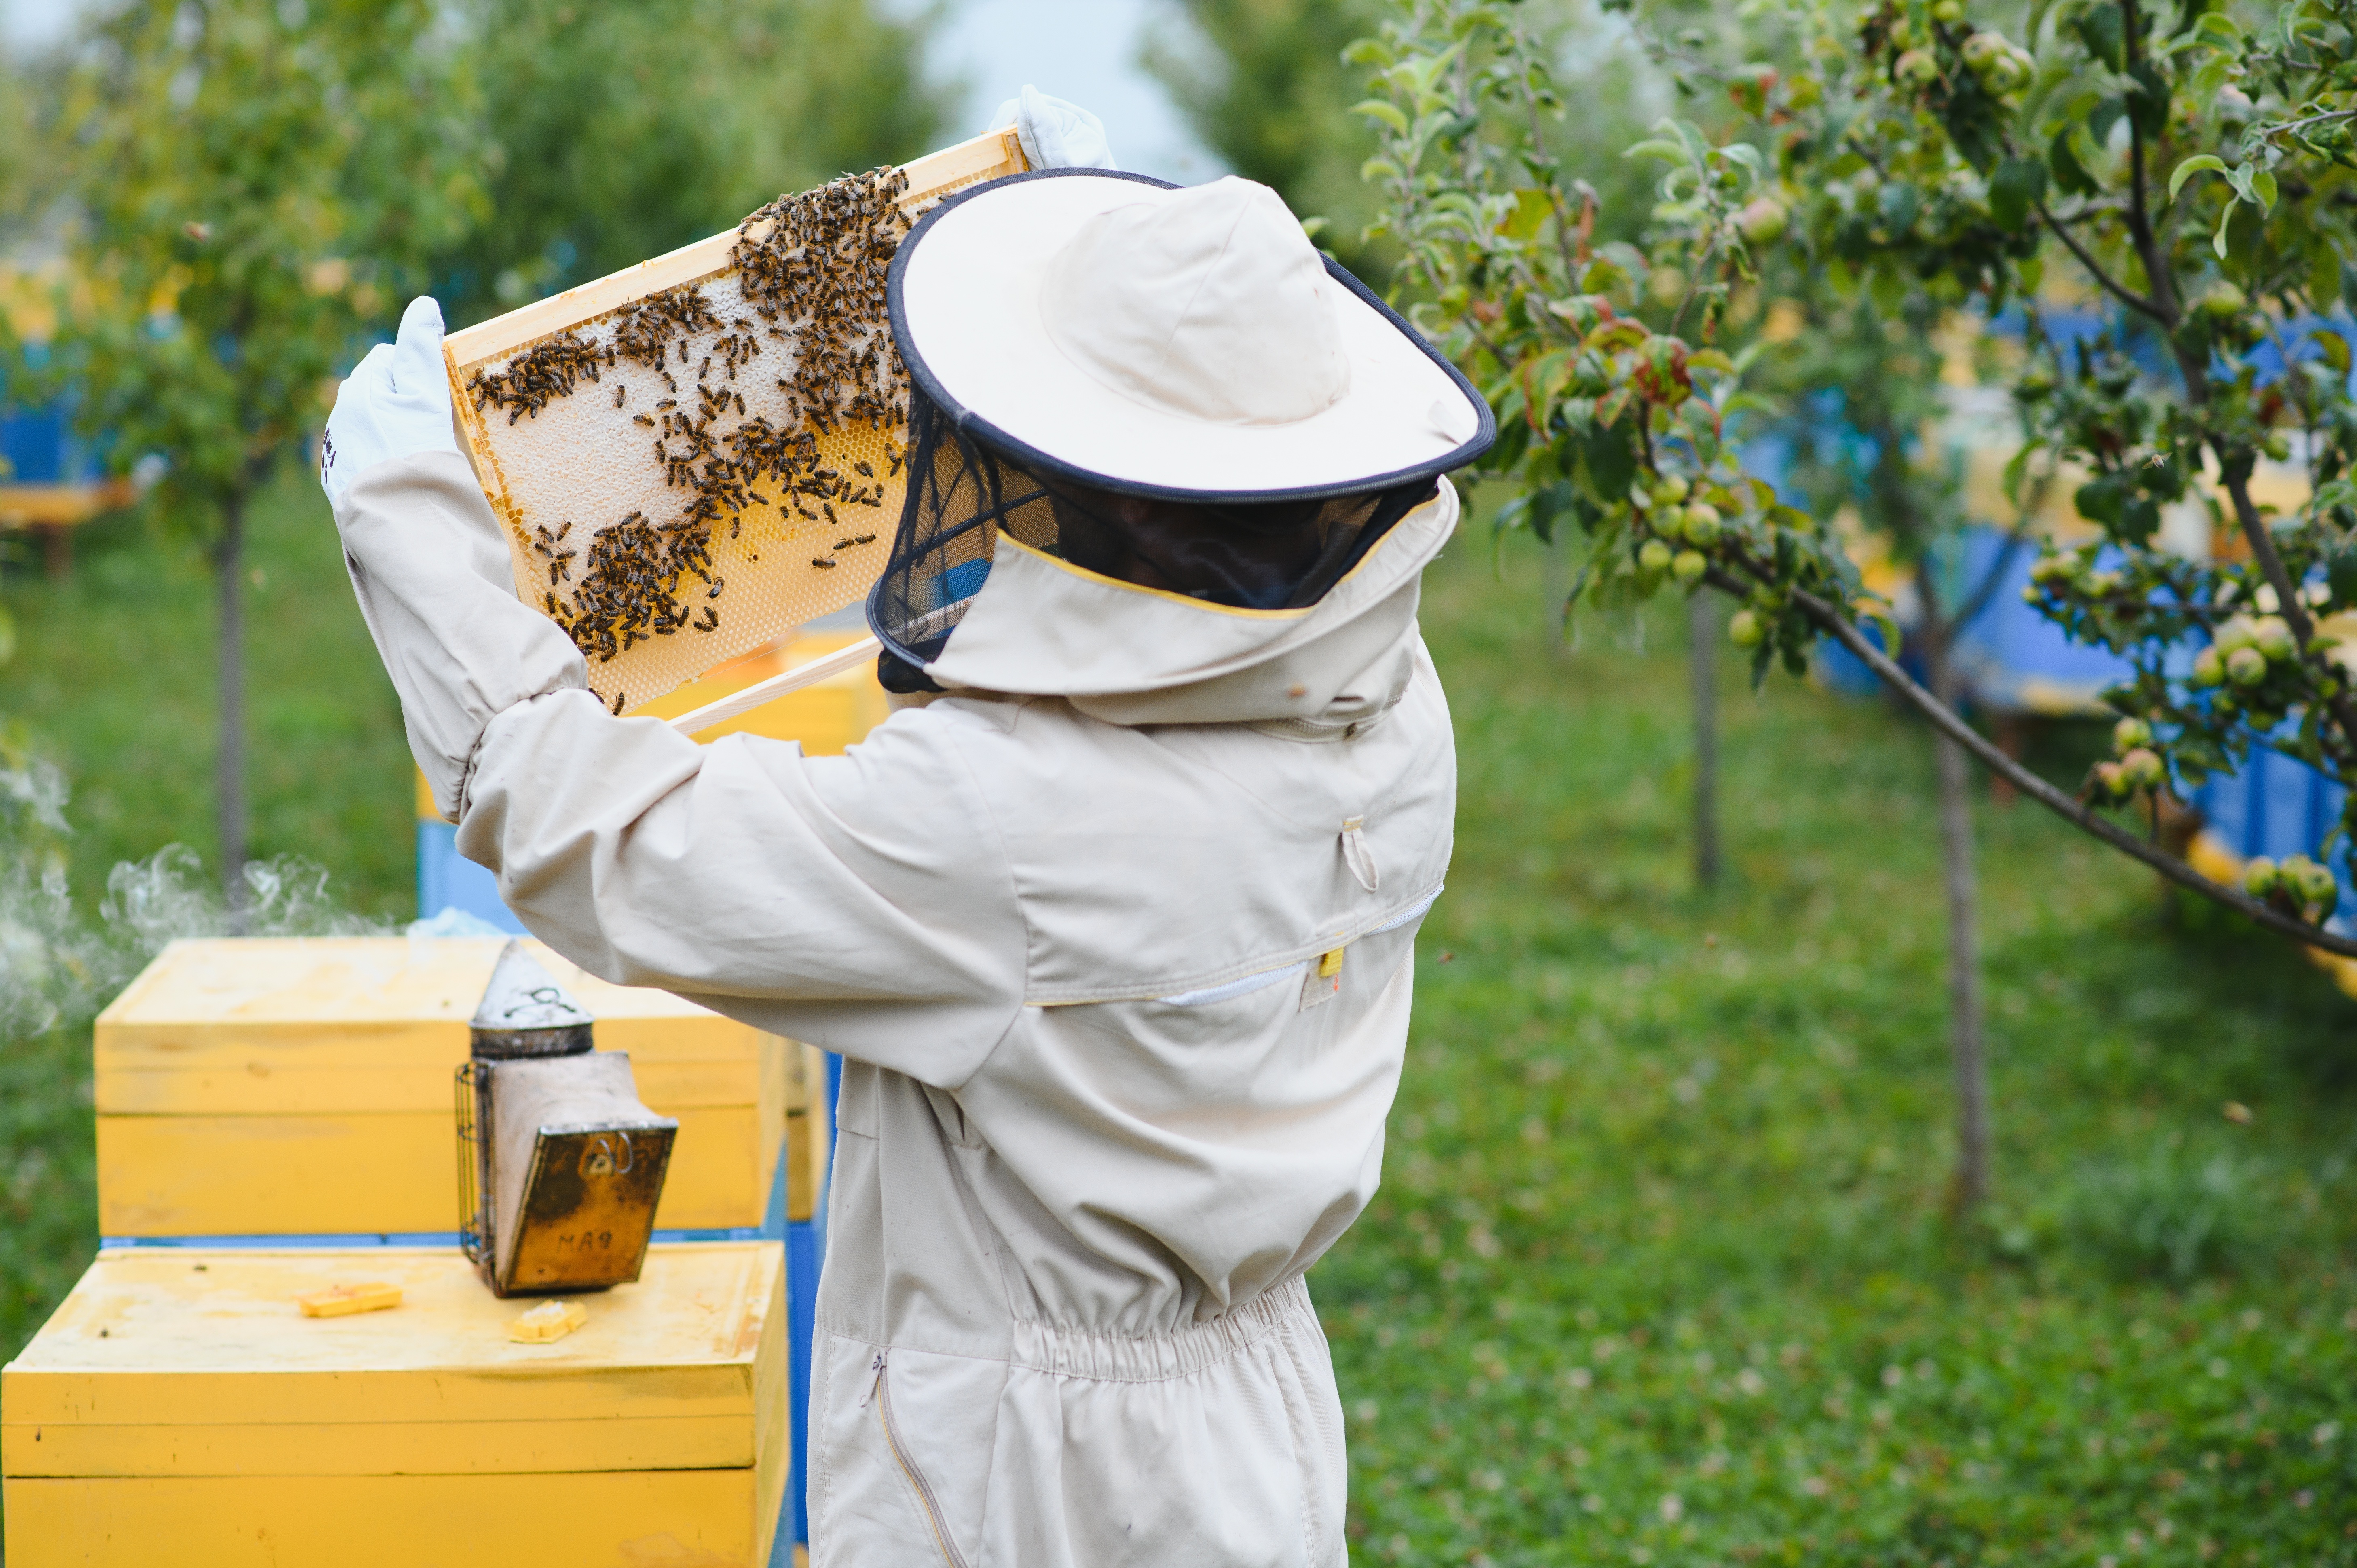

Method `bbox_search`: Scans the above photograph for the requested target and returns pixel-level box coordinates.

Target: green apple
[2244,856,2280,897]
[2200,281,2248,317]
[1896,47,1940,83]
[1736,197,1789,245]
[2228,646,2268,686]
[1651,474,1690,506]
[2296,859,2341,907]
[2214,616,2259,654]
[2112,716,2152,754]
[2191,646,2226,687]
[2120,747,2166,791]
[1673,549,1708,586]
[2254,617,2297,661]
[1639,539,1674,573]
[1729,608,1766,649]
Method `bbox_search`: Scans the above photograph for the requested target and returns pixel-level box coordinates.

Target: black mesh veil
[867,384,1439,686]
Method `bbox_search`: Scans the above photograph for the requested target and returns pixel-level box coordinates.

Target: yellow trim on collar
[991,489,1439,619]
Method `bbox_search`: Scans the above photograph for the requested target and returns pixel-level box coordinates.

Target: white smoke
[0,729,404,1042]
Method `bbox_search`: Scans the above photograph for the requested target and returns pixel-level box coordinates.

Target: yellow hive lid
[95,937,762,1084]
[0,1243,784,1478]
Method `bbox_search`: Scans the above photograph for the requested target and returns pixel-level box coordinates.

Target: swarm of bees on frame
[463,167,916,674]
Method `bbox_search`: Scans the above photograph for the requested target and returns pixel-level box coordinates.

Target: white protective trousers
[333,450,1460,1566]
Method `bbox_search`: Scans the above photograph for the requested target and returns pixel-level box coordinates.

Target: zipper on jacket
[865,1352,973,1568]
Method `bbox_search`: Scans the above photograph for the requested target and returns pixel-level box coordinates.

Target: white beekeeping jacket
[335,448,1459,1568]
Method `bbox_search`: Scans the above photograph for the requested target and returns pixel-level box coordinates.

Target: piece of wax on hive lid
[297,1282,403,1318]
[508,1299,590,1344]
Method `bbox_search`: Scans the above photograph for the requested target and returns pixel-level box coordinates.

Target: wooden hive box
[93,938,828,1239]
[2,1243,788,1567]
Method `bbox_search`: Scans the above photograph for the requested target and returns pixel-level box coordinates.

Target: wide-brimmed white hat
[887,170,1494,499]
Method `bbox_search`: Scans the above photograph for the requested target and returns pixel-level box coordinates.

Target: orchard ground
[2,479,2354,1561]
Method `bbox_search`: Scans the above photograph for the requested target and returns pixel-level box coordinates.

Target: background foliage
[439,0,941,324]
[3,0,2355,1559]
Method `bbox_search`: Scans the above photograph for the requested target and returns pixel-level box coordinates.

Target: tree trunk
[216,489,248,926]
[1926,628,1989,1211]
[1689,592,1720,891]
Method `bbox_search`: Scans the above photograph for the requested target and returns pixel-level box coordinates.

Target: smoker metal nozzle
[468,940,595,1060]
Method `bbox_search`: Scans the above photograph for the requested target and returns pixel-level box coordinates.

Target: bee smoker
[455,941,678,1298]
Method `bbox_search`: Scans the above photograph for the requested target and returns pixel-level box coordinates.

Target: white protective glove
[325,294,587,822]
[989,85,1118,172]
[320,295,461,501]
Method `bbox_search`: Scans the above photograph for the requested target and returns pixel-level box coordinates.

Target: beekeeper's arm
[322,300,1025,1086]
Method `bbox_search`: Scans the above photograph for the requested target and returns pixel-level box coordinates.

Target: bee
[854,461,873,477]
[610,690,626,715]
[613,385,626,408]
[812,557,837,568]
[852,533,876,545]
[634,414,655,427]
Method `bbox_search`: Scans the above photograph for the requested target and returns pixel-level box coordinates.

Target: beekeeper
[320,97,1491,1567]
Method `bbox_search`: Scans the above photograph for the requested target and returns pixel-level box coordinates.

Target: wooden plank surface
[96,938,761,1068]
[2,1469,771,1568]
[1,1243,780,1434]
[96,1101,772,1236]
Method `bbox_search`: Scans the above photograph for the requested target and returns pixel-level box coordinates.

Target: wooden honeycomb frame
[442,128,1029,721]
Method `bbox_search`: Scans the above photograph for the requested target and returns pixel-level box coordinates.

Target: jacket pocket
[865,1350,974,1568]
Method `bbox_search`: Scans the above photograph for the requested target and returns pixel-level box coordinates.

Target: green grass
[1318,545,2357,1564]
[0,465,412,1370]
[2,480,2354,1561]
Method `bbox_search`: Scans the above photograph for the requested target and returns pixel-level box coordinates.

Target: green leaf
[1349,99,1410,134]
[1988,156,2048,233]
[1499,188,1554,240]
[2168,154,2228,201]
[2192,11,2244,46]
[1877,181,1920,235]
[2214,198,2238,259]
[1860,601,1903,663]
[2002,441,2037,506]
[1685,347,1736,373]
[1359,157,1402,182]
[2051,127,2099,197]
[2318,329,2353,376]
[1340,38,1393,67]
[1625,139,1689,164]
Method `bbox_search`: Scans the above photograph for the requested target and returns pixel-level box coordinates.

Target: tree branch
[2036,201,2168,323]
[2218,460,2357,759]
[1951,527,2035,636]
[2118,0,2184,326]
[1704,565,2357,957]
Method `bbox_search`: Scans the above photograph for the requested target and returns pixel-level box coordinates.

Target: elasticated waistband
[1007,1275,1313,1384]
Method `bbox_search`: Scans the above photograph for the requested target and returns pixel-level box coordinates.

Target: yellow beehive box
[2,1243,788,1568]
[93,937,823,1238]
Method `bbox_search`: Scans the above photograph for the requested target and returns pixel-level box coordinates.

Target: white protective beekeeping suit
[326,157,1491,1567]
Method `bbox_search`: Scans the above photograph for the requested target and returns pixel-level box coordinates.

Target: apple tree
[1351,0,2357,1202]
